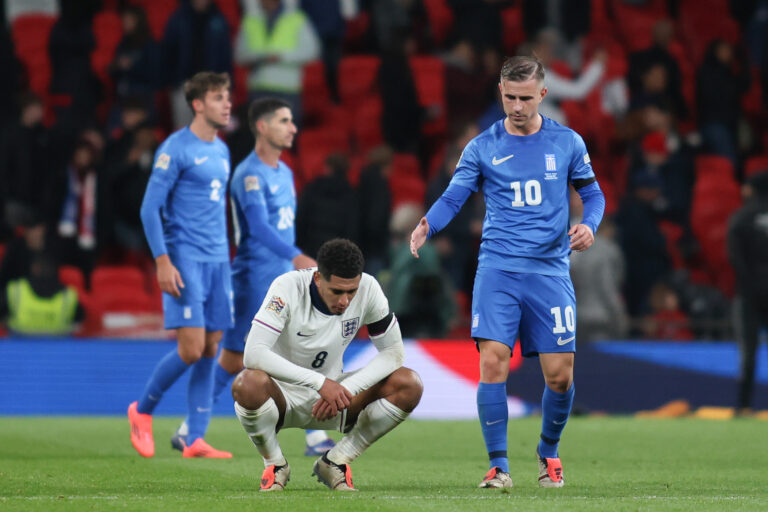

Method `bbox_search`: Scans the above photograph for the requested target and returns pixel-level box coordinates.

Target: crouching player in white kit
[232,239,423,491]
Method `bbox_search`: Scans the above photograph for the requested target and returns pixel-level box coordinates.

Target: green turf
[1,416,766,511]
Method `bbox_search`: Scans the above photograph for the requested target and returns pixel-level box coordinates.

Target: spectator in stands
[235,0,319,128]
[379,33,423,154]
[295,152,358,258]
[104,98,151,166]
[522,0,591,66]
[0,21,22,128]
[368,0,423,53]
[384,202,455,338]
[48,0,102,132]
[108,5,161,112]
[163,0,232,129]
[443,39,497,131]
[627,19,688,119]
[0,220,47,292]
[520,29,607,126]
[727,172,768,413]
[425,123,480,295]
[447,0,505,54]
[629,131,695,225]
[696,39,751,162]
[51,137,102,282]
[569,191,628,342]
[107,123,157,258]
[615,172,671,319]
[0,252,84,336]
[357,146,393,277]
[300,0,351,103]
[643,281,693,340]
[1,93,54,231]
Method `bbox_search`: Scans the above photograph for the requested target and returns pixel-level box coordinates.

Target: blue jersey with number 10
[451,116,595,276]
[229,151,297,275]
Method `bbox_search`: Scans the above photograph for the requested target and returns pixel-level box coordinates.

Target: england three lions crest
[342,317,360,339]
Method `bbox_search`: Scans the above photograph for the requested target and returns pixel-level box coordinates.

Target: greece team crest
[342,317,360,338]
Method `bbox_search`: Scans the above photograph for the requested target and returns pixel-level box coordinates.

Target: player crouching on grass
[232,239,423,491]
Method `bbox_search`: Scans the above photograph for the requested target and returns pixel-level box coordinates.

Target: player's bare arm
[568,224,595,252]
[155,254,185,298]
[409,217,429,258]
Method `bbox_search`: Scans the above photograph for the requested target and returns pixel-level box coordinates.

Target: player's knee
[545,373,572,393]
[391,368,423,412]
[177,345,204,364]
[231,369,270,409]
[479,356,508,383]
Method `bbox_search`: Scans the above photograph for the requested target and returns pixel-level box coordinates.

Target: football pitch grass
[1,416,766,511]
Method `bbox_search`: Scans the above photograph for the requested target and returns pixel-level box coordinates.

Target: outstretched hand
[410,217,429,258]
[568,224,595,252]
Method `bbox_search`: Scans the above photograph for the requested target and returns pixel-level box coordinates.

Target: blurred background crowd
[0,0,767,341]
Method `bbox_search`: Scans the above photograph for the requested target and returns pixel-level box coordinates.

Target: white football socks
[234,399,286,467]
[326,398,409,465]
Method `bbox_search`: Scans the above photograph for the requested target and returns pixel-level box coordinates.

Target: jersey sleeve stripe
[254,319,282,334]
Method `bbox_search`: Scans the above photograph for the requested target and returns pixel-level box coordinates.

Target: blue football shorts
[162,255,233,332]
[470,267,577,356]
[221,263,287,352]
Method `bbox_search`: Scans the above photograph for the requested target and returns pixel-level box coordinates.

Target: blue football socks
[137,349,190,415]
[538,383,575,458]
[477,382,509,473]
[186,356,215,444]
[211,362,234,403]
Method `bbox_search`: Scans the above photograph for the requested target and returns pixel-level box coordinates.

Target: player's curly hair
[500,56,545,83]
[317,239,365,279]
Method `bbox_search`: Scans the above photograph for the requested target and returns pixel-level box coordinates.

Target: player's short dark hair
[317,239,365,280]
[183,71,231,109]
[500,56,545,83]
[248,97,292,136]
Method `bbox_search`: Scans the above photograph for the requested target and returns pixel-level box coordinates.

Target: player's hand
[314,378,353,420]
[410,217,429,258]
[155,254,184,298]
[292,253,317,270]
[568,224,595,252]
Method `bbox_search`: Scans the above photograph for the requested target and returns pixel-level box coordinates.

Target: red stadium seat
[91,265,147,293]
[91,10,123,86]
[133,0,178,40]
[297,128,350,183]
[92,284,158,313]
[11,14,57,96]
[352,96,384,153]
[301,60,331,123]
[59,265,86,294]
[744,155,768,178]
[610,0,667,52]
[409,55,447,137]
[694,154,735,180]
[338,56,380,108]
[390,154,425,207]
[423,0,454,47]
[500,6,525,55]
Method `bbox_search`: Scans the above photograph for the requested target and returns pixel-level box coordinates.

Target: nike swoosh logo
[270,185,279,193]
[553,419,567,425]
[557,336,575,346]
[194,156,208,165]
[297,332,313,337]
[196,407,211,413]
[485,419,504,426]
[492,154,514,165]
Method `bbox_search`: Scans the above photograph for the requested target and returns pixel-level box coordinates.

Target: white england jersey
[247,268,390,388]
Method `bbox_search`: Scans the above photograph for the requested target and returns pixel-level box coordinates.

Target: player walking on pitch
[171,98,335,455]
[232,239,423,491]
[410,56,605,488]
[128,71,234,458]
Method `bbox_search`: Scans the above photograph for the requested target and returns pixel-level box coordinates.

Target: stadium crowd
[0,0,767,340]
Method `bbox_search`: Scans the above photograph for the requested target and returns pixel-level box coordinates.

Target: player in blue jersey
[128,71,234,459]
[410,56,605,488]
[170,97,335,456]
